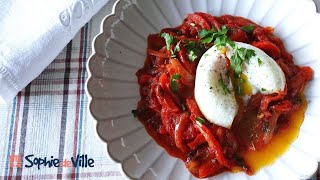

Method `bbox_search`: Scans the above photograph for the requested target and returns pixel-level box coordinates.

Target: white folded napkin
[0,0,109,104]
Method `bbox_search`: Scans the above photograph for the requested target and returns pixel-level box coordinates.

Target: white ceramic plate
[86,0,320,179]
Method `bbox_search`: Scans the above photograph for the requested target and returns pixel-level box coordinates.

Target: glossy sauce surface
[243,96,307,172]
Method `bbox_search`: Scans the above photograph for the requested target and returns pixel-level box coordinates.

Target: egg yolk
[232,73,253,96]
[242,95,308,172]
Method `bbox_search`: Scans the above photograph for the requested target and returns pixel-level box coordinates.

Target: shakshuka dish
[134,13,313,178]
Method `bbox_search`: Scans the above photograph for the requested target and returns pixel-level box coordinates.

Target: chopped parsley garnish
[258,58,262,66]
[131,110,138,117]
[199,26,256,75]
[243,49,256,63]
[160,33,181,57]
[188,50,197,62]
[170,74,181,93]
[199,27,216,38]
[198,28,216,43]
[219,25,228,34]
[171,41,181,57]
[236,86,243,96]
[261,88,267,92]
[233,74,246,96]
[184,41,202,62]
[230,47,256,96]
[230,47,256,74]
[230,47,244,74]
[215,33,235,49]
[196,117,205,124]
[174,41,181,52]
[240,25,256,34]
[218,74,231,95]
[237,76,245,84]
[237,47,256,63]
[199,26,235,49]
[161,33,174,50]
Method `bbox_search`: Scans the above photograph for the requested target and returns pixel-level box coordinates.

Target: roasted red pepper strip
[175,113,190,152]
[186,98,231,168]
[147,49,170,58]
[188,134,206,150]
[196,12,221,30]
[187,14,211,30]
[252,41,281,59]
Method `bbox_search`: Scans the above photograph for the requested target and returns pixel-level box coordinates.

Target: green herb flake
[214,35,228,49]
[131,110,138,117]
[199,26,235,49]
[200,36,214,44]
[198,29,208,38]
[230,47,256,74]
[236,86,243,96]
[218,74,231,95]
[237,48,256,63]
[239,77,245,84]
[261,88,267,92]
[171,41,181,57]
[240,25,256,34]
[245,49,256,61]
[220,25,228,34]
[172,74,181,80]
[199,27,216,39]
[170,74,181,94]
[230,47,244,74]
[161,33,174,50]
[196,117,205,124]
[198,27,218,44]
[227,38,236,48]
[188,50,197,62]
[234,74,245,96]
[215,26,234,48]
[184,41,200,62]
[258,58,262,66]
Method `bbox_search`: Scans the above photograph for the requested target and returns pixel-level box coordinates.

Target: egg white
[226,42,286,95]
[194,42,286,129]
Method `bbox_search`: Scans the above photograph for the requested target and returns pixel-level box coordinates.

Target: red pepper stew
[135,13,313,178]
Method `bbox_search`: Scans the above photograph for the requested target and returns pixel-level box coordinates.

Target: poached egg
[194,42,286,129]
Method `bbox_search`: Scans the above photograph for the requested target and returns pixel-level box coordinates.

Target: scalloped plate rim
[84,0,127,173]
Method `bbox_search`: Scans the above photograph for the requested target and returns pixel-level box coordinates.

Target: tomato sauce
[242,95,308,172]
[135,13,313,178]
